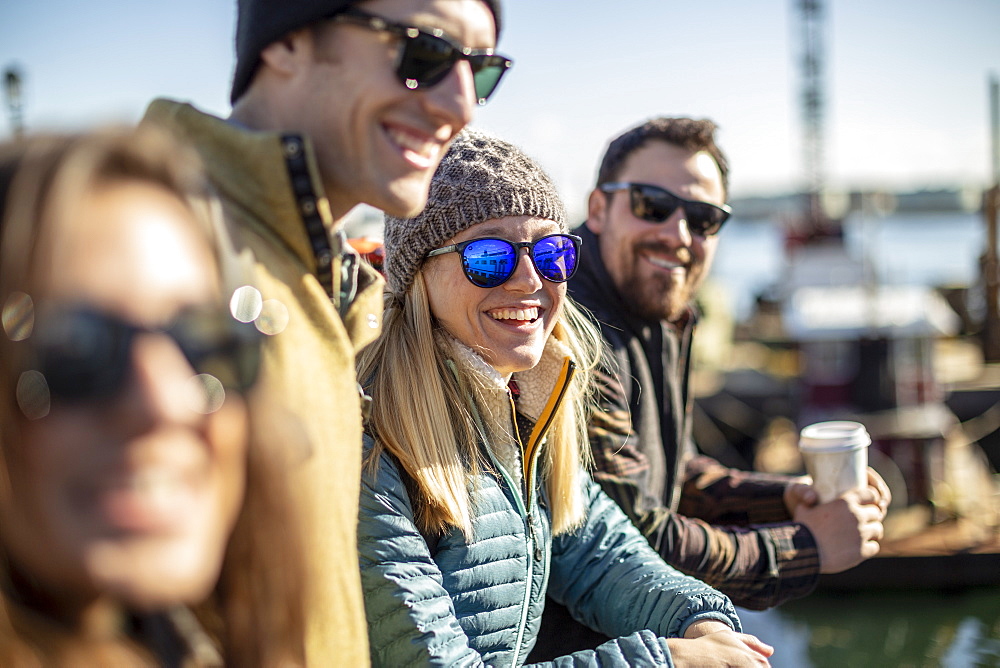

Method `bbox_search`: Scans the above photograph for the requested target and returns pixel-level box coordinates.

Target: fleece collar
[439,332,573,425]
[439,332,574,489]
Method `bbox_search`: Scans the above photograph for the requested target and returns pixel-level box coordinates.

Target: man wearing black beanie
[142,0,509,664]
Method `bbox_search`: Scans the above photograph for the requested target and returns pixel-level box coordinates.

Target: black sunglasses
[330,8,513,105]
[599,182,732,237]
[426,233,581,288]
[22,305,262,404]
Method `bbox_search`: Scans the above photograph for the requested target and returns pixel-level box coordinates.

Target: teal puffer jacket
[358,345,740,667]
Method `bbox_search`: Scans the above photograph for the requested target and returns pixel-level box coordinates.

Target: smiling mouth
[385,126,443,169]
[96,468,198,533]
[645,255,684,270]
[488,306,540,324]
[642,244,691,270]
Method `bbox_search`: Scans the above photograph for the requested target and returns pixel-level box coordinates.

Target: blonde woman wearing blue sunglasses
[356,128,774,667]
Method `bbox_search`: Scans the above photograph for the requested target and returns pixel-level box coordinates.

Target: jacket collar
[142,99,330,275]
[439,332,576,488]
[439,332,574,425]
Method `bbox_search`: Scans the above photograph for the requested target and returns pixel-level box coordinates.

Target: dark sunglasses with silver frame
[329,7,513,105]
[426,233,581,289]
[600,182,732,237]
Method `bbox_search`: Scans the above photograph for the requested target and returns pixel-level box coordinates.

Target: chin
[495,349,544,376]
[87,535,225,610]
[379,180,433,219]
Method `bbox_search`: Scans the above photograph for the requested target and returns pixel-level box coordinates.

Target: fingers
[867,467,892,511]
[846,487,888,519]
[860,537,881,559]
[738,633,775,658]
[796,484,819,506]
[855,502,884,525]
[803,493,886,573]
[856,505,885,555]
[784,482,819,516]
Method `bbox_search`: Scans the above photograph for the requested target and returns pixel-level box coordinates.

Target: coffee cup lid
[799,421,871,452]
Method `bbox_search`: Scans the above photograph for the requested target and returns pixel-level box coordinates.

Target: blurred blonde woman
[0,128,304,666]
[356,128,773,667]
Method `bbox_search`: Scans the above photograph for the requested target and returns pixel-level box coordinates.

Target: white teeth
[489,307,539,322]
[647,256,683,270]
[387,128,438,160]
[123,471,181,501]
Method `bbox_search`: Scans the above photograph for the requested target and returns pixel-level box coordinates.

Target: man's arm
[678,455,802,525]
[592,443,821,611]
[593,417,888,609]
[588,372,820,610]
[679,453,890,575]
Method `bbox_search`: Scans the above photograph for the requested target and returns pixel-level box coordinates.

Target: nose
[655,208,693,248]
[422,60,477,129]
[503,248,544,293]
[113,333,202,431]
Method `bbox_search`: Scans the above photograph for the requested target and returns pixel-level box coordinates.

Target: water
[709,209,1000,666]
[708,210,986,322]
[738,589,1000,667]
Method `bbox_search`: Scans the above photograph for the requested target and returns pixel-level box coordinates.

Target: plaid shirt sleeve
[678,455,801,525]
[589,387,820,609]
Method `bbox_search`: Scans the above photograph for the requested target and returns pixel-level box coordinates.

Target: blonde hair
[357,268,602,537]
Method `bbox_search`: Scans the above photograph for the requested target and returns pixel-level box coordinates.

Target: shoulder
[360,434,405,489]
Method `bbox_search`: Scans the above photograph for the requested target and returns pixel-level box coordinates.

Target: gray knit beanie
[231,0,503,104]
[383,127,566,296]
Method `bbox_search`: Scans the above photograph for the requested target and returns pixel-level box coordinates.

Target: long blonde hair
[357,268,602,537]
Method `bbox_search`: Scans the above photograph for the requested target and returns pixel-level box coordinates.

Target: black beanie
[230,0,503,105]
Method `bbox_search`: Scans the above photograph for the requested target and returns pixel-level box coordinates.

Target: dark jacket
[359,337,741,666]
[531,224,819,659]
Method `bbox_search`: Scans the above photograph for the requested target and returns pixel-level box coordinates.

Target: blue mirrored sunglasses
[426,233,581,288]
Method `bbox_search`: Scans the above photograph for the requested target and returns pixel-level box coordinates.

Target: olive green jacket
[143,99,384,666]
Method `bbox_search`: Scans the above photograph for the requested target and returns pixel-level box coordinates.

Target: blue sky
[2,0,998,218]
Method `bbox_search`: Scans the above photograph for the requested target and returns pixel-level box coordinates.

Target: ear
[258,28,313,78]
[585,187,607,235]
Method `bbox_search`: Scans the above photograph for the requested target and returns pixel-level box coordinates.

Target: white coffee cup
[798,421,871,504]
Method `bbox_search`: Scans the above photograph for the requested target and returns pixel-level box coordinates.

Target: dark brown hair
[596,117,730,199]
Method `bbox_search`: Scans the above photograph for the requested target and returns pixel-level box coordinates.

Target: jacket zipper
[507,390,541,562]
[507,357,576,666]
[453,357,576,667]
[484,450,534,668]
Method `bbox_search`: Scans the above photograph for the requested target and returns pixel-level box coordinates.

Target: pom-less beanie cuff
[231,0,503,104]
[383,127,566,296]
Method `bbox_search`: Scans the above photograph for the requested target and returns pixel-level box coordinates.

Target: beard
[618,269,689,323]
[617,242,694,323]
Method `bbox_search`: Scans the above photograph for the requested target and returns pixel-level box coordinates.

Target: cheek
[692,237,718,272]
[424,268,448,322]
[204,396,249,529]
[424,264,481,336]
[546,285,566,330]
[13,413,89,501]
[600,226,638,284]
[1,414,94,568]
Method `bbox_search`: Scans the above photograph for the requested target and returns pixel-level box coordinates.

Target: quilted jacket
[358,338,741,667]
